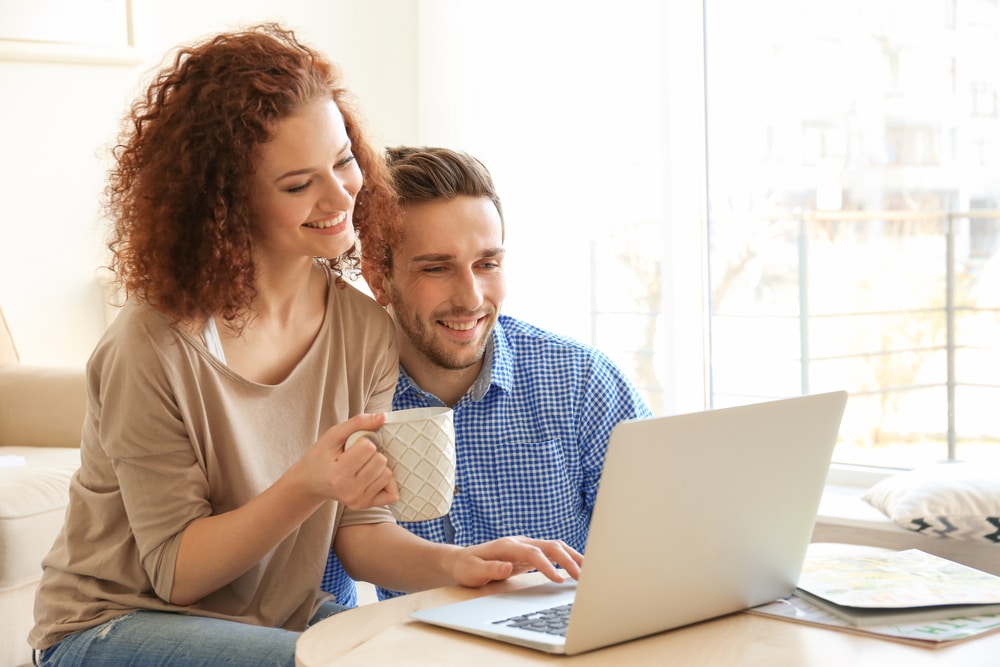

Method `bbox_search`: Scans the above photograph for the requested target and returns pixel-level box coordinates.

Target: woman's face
[250,98,363,263]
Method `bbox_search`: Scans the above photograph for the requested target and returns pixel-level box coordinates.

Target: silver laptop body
[410,391,848,655]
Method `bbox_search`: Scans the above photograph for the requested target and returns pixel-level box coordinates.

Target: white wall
[1,0,707,418]
[0,0,418,365]
[412,0,708,415]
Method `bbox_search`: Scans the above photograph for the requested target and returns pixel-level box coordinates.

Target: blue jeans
[35,601,348,667]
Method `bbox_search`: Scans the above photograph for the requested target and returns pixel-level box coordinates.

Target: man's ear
[367,271,392,307]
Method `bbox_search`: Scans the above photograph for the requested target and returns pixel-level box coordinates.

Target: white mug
[346,406,456,522]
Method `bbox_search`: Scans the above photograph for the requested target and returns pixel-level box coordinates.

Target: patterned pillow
[862,464,1000,542]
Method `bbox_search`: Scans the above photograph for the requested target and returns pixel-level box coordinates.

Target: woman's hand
[172,412,398,605]
[293,412,399,509]
[451,536,584,588]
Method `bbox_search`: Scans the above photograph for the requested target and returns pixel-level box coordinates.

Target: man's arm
[334,522,582,594]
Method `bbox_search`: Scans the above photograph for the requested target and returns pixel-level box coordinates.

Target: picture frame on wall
[0,0,140,65]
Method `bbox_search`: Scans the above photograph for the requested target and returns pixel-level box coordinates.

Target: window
[416,0,1000,470]
[705,0,1000,467]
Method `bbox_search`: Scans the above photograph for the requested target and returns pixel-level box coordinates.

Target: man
[322,146,652,603]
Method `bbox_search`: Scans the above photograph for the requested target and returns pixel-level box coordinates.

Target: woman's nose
[318,173,356,211]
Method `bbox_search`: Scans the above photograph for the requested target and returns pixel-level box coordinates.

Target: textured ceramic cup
[345,406,456,522]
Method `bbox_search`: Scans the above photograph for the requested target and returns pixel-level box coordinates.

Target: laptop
[410,390,848,655]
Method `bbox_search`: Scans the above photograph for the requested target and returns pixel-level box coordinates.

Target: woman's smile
[303,211,348,232]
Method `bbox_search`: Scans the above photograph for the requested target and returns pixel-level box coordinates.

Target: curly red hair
[105,23,400,325]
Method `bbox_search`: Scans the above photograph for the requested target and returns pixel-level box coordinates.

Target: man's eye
[286,182,310,194]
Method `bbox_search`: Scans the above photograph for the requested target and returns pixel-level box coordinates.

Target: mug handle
[345,429,380,450]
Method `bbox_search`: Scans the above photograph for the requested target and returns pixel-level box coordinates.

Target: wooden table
[296,570,999,667]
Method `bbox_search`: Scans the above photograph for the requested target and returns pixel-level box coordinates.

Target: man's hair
[368,146,504,278]
[385,146,503,227]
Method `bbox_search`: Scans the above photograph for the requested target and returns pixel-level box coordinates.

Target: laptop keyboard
[492,602,574,637]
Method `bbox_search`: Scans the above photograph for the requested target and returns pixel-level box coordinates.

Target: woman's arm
[170,412,397,605]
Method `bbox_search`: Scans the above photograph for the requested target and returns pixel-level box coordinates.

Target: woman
[29,24,581,667]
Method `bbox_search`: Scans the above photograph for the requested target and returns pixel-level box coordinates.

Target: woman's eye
[336,154,356,169]
[286,182,310,194]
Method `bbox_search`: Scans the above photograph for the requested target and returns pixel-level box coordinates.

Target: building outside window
[704,0,1000,467]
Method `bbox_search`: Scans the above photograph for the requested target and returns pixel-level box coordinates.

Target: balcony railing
[590,209,1000,467]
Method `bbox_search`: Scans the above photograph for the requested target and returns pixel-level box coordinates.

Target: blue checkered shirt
[321,314,652,604]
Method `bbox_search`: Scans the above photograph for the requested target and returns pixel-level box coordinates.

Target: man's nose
[451,268,484,309]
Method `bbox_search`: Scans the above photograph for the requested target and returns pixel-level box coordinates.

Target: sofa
[0,306,84,667]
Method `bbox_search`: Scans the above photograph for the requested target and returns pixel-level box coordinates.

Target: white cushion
[0,446,79,589]
[862,463,1000,543]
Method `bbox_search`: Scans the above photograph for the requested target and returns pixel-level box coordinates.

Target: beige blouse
[31,270,398,649]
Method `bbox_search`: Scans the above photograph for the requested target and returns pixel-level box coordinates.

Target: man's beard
[390,291,491,371]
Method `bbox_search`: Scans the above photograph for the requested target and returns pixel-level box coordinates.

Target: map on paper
[796,548,1000,608]
[750,594,1000,647]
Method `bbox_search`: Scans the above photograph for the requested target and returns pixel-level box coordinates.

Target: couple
[29,24,650,667]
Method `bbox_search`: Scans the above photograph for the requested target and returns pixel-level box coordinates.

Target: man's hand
[451,536,584,588]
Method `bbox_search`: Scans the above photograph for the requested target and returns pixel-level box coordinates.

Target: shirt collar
[472,328,509,400]
[487,316,514,394]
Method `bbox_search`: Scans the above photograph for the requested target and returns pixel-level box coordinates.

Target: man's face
[374,195,506,374]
